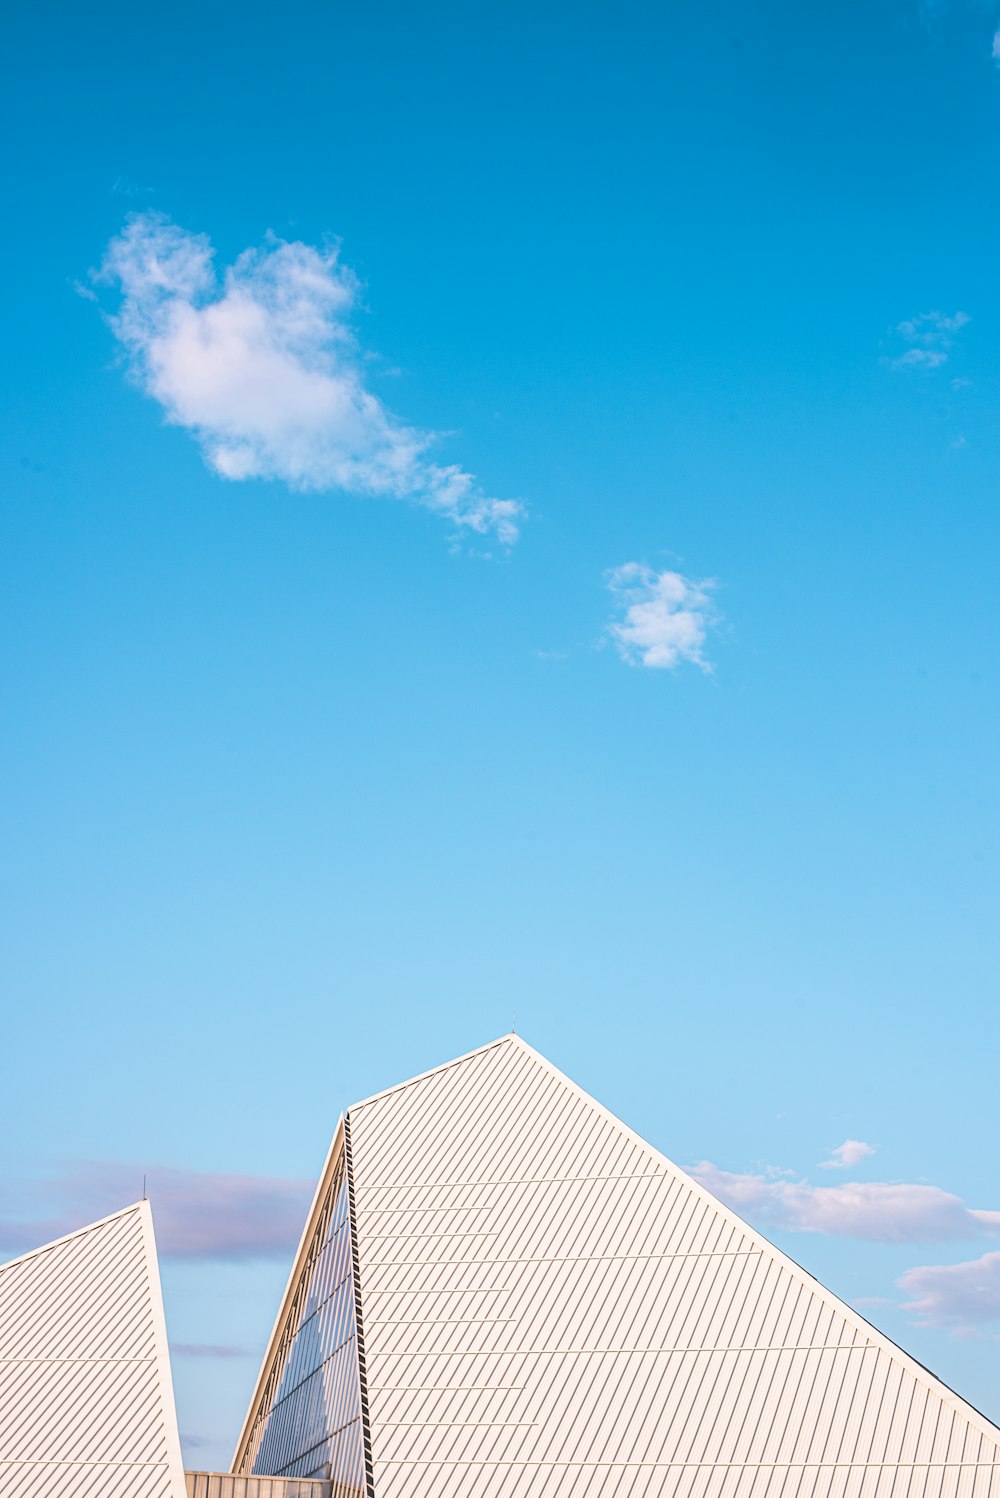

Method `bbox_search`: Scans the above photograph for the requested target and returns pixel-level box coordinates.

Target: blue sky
[2,0,1000,1470]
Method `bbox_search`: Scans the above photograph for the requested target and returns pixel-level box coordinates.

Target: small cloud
[112,176,154,198]
[899,1249,1000,1329]
[534,648,568,662]
[896,312,969,339]
[93,212,523,547]
[949,434,967,450]
[893,347,948,370]
[887,310,969,372]
[607,562,718,672]
[992,28,1000,61]
[690,1160,1000,1244]
[820,1139,876,1170]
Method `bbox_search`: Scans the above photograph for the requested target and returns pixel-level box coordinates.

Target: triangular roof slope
[344,1034,1000,1498]
[233,1118,368,1494]
[0,1199,186,1497]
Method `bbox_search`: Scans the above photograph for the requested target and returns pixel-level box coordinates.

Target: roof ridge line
[347,1034,516,1115]
[137,1192,187,1494]
[507,1034,1000,1452]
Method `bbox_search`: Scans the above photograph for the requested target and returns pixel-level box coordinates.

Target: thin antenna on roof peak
[142,1174,147,1201]
[512,1013,517,1034]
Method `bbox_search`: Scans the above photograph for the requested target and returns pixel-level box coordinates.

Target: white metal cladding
[344,1034,1000,1498]
[0,1199,187,1498]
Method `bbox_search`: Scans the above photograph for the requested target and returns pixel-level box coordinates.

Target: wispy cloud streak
[171,1343,254,1359]
[96,213,523,546]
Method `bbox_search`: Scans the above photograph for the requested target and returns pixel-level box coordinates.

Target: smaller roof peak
[0,1198,150,1275]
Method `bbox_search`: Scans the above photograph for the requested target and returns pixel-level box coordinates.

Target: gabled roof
[239,1035,1000,1498]
[0,1199,187,1497]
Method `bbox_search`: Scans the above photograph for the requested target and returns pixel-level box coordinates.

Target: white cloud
[899,1250,1000,1328]
[607,563,717,671]
[888,310,969,371]
[992,28,1000,61]
[690,1161,1000,1244]
[820,1139,876,1170]
[896,311,969,338]
[893,347,948,370]
[97,213,523,546]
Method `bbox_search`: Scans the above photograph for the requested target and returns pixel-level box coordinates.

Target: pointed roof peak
[0,1195,185,1494]
[0,1198,150,1275]
[346,1032,1000,1456]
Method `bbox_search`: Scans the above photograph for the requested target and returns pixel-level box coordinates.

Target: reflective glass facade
[238,1156,365,1494]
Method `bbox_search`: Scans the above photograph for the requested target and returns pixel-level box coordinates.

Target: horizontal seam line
[362,1231,499,1242]
[367,1343,874,1358]
[0,1460,172,1468]
[358,1172,665,1191]
[379,1420,537,1428]
[363,1251,762,1267]
[0,1357,155,1364]
[374,1318,517,1327]
[372,1461,1000,1470]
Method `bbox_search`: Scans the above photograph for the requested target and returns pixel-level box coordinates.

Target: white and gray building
[4,1035,999,1498]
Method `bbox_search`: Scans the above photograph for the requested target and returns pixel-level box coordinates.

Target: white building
[0,1199,186,1497]
[5,1035,1000,1498]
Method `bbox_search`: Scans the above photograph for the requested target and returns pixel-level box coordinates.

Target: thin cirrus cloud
[171,1343,252,1360]
[607,563,717,671]
[0,1161,312,1262]
[95,213,523,547]
[888,310,969,370]
[690,1160,1000,1244]
[819,1138,876,1170]
[898,1250,1000,1329]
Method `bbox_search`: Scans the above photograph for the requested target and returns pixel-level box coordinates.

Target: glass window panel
[246,1164,365,1495]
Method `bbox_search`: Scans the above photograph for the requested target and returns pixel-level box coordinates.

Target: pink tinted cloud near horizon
[0,1160,313,1261]
[690,1161,1000,1245]
[898,1251,1000,1329]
